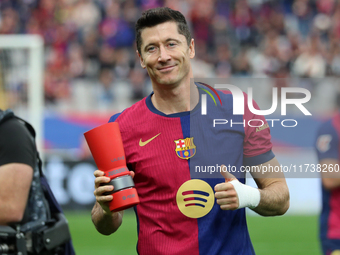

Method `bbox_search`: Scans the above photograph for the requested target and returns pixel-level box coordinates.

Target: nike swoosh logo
[139,133,161,147]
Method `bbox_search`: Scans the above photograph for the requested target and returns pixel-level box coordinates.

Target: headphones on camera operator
[0,109,75,255]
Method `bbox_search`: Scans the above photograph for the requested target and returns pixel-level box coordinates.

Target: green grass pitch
[65,211,321,255]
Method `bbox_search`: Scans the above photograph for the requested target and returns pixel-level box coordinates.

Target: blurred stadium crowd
[0,0,340,113]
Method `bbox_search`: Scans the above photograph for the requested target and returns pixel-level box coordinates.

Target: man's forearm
[91,202,123,235]
[252,180,289,216]
[250,157,290,216]
[0,163,33,225]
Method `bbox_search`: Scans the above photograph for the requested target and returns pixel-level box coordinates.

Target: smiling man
[91,7,289,255]
[138,22,193,86]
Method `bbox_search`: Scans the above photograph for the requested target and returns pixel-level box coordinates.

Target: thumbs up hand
[214,165,261,210]
[214,165,240,210]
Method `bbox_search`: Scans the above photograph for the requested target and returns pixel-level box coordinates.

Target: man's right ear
[137,50,146,69]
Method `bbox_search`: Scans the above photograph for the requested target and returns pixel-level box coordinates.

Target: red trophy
[84,122,139,212]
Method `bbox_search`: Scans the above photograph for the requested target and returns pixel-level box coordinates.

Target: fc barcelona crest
[174,137,196,160]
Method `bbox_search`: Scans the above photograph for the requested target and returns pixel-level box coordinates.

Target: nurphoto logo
[198,83,312,128]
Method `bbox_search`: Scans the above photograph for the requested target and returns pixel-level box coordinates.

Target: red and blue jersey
[109,86,274,255]
[315,112,340,254]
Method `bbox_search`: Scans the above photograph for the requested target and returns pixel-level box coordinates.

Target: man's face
[138,21,195,87]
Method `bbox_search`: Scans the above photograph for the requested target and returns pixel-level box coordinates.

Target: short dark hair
[135,7,192,55]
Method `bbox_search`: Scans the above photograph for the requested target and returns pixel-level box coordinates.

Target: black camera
[0,225,27,255]
[0,213,71,255]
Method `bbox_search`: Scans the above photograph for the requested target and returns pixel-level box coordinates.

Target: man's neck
[151,81,199,115]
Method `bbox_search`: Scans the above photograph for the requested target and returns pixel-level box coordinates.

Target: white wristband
[229,180,261,209]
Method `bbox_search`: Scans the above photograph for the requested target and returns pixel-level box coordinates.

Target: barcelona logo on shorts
[174,137,196,160]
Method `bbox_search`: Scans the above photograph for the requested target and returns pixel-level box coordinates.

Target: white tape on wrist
[229,180,261,209]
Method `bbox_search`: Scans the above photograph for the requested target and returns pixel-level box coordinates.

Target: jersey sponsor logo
[176,179,214,218]
[174,137,196,160]
[256,123,269,132]
[139,133,161,147]
[317,134,332,152]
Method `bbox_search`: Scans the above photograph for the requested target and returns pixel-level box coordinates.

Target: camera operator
[0,109,48,226]
[0,109,75,255]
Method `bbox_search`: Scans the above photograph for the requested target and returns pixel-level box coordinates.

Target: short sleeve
[0,118,36,168]
[315,119,339,161]
[243,94,274,166]
[109,112,122,123]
